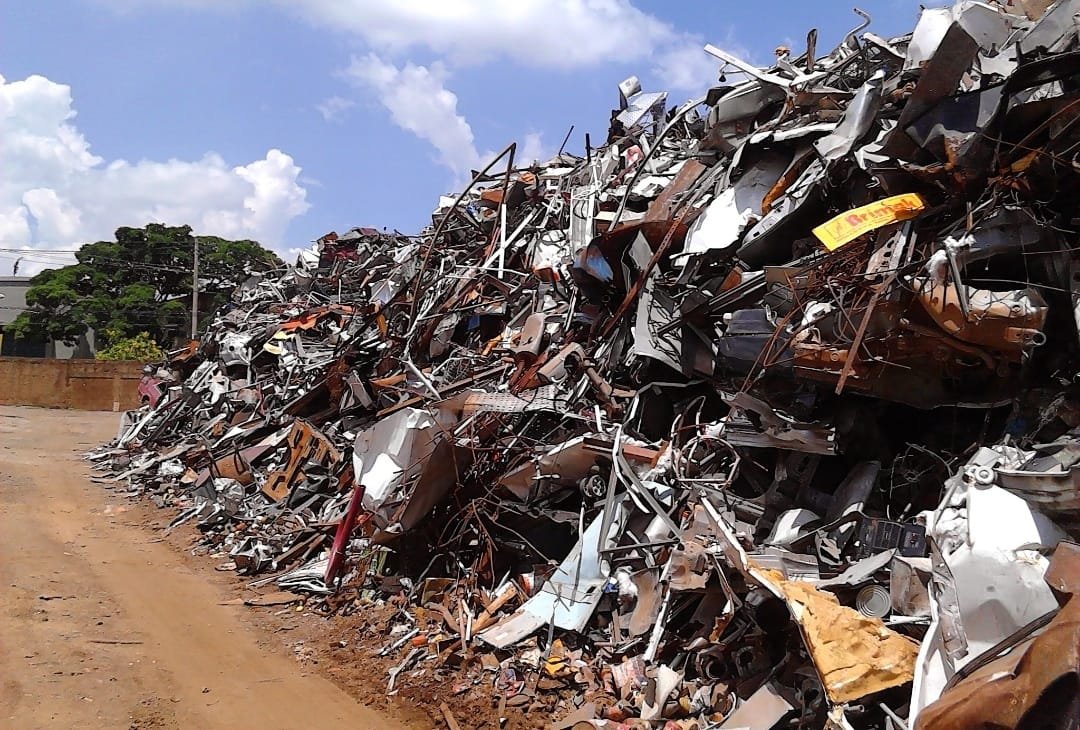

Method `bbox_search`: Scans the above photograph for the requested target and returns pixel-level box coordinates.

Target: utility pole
[190,237,199,340]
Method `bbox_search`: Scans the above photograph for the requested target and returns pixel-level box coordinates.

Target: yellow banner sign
[812,193,925,251]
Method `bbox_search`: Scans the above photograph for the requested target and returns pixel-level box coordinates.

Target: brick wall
[0,358,145,411]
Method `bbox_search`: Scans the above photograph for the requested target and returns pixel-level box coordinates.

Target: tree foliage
[10,224,283,346]
[95,331,164,362]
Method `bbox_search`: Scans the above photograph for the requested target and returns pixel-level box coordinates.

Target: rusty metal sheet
[194,442,275,488]
[643,159,707,223]
[262,420,341,501]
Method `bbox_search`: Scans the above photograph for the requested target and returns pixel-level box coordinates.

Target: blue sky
[1,0,930,272]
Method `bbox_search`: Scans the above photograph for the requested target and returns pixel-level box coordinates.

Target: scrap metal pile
[92,2,1080,728]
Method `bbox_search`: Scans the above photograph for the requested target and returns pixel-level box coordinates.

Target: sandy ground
[0,405,419,730]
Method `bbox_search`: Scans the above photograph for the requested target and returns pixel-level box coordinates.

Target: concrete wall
[0,358,144,411]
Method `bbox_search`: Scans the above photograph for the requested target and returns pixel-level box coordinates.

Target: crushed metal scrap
[89,2,1080,727]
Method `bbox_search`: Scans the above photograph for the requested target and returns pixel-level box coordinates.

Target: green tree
[9,224,282,346]
[95,331,165,362]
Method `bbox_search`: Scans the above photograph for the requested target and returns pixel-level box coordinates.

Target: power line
[0,245,200,255]
[0,242,272,254]
[0,249,272,274]
[0,252,195,274]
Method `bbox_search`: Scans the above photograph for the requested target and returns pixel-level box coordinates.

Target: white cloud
[342,57,560,179]
[652,39,720,94]
[654,29,757,94]
[91,0,749,94]
[0,208,31,247]
[94,0,679,70]
[342,54,486,177]
[0,73,309,274]
[316,95,355,123]
[518,132,550,167]
[23,188,83,242]
[86,1,747,201]
[652,25,761,95]
[279,0,676,69]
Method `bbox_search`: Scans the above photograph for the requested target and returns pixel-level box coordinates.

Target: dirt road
[0,405,413,730]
